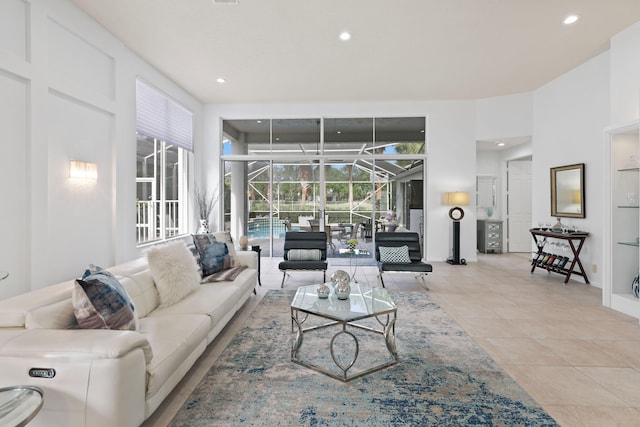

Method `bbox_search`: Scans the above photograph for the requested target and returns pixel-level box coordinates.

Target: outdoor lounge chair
[279,231,328,287]
[374,232,432,288]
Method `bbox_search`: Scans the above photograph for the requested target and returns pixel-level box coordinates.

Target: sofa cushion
[72,265,138,331]
[146,241,201,308]
[379,245,412,264]
[138,314,211,398]
[149,284,243,327]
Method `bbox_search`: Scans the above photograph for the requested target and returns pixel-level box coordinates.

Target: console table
[529,228,590,284]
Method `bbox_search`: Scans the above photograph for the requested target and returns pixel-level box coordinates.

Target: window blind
[136,79,193,152]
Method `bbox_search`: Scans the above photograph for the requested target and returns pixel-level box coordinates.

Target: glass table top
[0,386,43,427]
[337,248,371,257]
[291,283,396,322]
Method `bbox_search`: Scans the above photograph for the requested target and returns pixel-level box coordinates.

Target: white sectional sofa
[0,236,257,427]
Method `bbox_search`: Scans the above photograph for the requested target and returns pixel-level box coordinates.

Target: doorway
[507,159,532,252]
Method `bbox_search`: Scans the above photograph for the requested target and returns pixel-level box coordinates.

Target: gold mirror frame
[550,163,585,218]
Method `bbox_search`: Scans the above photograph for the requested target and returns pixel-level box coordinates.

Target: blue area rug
[170,290,558,426]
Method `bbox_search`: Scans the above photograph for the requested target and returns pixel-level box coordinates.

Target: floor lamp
[444,191,469,265]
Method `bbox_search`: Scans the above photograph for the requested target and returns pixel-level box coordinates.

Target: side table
[0,385,44,426]
[337,248,370,283]
[250,245,262,287]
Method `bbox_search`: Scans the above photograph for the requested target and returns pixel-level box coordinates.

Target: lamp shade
[443,191,470,206]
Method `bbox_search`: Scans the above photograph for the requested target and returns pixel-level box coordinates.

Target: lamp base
[448,218,466,266]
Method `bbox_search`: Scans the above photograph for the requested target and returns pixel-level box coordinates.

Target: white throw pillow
[147,241,201,308]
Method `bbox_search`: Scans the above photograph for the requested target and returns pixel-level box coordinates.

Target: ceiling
[69,0,640,104]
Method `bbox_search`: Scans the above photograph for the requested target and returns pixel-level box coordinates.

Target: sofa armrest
[0,329,153,363]
[234,251,258,270]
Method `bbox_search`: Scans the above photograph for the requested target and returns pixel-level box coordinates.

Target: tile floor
[143,253,640,427]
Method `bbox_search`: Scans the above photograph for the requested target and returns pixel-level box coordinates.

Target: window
[136,80,192,245]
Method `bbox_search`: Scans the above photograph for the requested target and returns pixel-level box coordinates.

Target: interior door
[507,160,532,252]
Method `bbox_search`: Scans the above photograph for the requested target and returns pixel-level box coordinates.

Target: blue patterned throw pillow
[379,245,412,264]
[193,234,230,276]
[633,273,639,298]
[72,264,137,330]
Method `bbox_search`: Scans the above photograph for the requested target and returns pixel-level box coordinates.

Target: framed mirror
[476,176,497,217]
[551,163,585,218]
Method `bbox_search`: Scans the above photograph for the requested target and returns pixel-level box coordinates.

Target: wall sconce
[69,160,98,180]
[443,191,470,266]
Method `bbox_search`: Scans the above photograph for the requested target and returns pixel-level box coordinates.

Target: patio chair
[374,232,432,288]
[279,232,328,288]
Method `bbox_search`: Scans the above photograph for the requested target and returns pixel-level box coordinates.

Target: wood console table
[529,228,590,284]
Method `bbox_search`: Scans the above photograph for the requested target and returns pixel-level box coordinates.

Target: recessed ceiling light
[216,77,226,83]
[339,32,351,41]
[337,131,342,134]
[563,14,579,25]
[496,142,505,147]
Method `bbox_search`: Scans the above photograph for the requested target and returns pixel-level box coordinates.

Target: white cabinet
[605,122,640,319]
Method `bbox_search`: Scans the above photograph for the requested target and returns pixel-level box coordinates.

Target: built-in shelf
[606,121,640,320]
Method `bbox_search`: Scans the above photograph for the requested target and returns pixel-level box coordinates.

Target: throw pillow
[72,264,137,330]
[287,248,322,261]
[147,241,201,308]
[202,265,248,283]
[213,231,238,258]
[193,234,233,276]
[379,245,412,264]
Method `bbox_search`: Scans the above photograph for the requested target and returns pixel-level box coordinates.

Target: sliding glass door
[221,116,427,258]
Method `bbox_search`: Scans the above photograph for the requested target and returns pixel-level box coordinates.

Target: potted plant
[347,238,359,251]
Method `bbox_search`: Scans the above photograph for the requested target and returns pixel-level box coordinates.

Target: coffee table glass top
[338,248,370,257]
[291,283,396,322]
[0,385,43,427]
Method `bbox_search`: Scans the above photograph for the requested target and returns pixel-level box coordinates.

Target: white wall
[0,0,203,298]
[611,21,640,123]
[205,101,478,263]
[475,92,534,141]
[532,51,611,287]
[2,0,640,300]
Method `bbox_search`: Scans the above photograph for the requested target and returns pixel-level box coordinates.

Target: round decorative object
[632,273,639,298]
[334,280,351,300]
[448,207,464,221]
[317,283,330,299]
[330,270,350,285]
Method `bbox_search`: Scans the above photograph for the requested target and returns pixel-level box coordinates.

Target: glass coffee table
[290,282,397,381]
